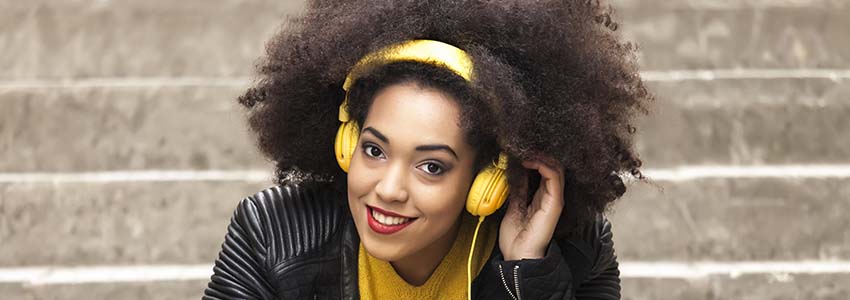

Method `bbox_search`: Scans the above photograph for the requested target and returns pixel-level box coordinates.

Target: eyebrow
[363,127,389,144]
[362,126,459,159]
[415,144,459,159]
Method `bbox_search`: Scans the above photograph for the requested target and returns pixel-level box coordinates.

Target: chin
[358,225,416,262]
[361,238,404,262]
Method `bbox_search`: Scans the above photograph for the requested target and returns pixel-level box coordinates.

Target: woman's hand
[499,157,565,261]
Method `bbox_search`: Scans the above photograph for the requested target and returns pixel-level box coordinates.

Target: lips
[369,205,415,218]
[366,205,417,235]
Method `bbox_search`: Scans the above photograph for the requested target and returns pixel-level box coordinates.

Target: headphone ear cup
[466,164,510,217]
[334,121,360,173]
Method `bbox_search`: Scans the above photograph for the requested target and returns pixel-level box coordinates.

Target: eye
[362,143,385,159]
[417,162,445,176]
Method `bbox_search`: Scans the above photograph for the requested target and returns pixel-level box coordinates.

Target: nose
[374,163,409,203]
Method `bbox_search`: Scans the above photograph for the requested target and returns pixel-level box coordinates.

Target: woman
[204,1,652,299]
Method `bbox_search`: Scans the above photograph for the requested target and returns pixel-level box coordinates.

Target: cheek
[346,150,374,196]
[346,152,372,213]
[414,177,471,217]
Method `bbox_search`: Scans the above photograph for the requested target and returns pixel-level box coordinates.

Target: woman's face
[347,82,477,263]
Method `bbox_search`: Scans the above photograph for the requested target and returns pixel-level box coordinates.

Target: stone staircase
[2,0,848,299]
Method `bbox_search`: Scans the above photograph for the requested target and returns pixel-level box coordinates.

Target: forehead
[362,83,471,153]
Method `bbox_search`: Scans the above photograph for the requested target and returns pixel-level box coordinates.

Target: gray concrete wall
[2,0,848,299]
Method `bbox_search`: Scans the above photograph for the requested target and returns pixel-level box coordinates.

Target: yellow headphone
[334,39,509,299]
[335,39,509,218]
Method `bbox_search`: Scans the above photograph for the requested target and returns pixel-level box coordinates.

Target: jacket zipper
[497,264,522,300]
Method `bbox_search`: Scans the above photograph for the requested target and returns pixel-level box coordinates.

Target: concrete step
[622,273,850,300]
[1,1,847,79]
[0,0,304,79]
[611,0,847,9]
[614,5,850,69]
[0,181,273,266]
[0,281,206,300]
[3,79,847,172]
[2,177,847,266]
[0,86,267,172]
[2,273,849,300]
[608,177,850,261]
[637,79,850,167]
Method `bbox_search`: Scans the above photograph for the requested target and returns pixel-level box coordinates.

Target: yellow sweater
[358,213,498,300]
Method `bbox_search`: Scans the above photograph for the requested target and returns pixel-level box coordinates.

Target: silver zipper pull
[498,264,519,300]
[512,265,522,300]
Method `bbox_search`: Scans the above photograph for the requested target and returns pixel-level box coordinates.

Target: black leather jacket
[203,182,620,299]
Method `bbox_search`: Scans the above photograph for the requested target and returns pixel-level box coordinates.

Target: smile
[366,206,417,235]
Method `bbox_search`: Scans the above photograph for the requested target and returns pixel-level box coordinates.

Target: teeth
[371,209,411,226]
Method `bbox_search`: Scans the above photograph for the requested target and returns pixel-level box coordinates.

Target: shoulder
[205,181,349,298]
[556,213,619,285]
[588,214,617,275]
[235,181,349,259]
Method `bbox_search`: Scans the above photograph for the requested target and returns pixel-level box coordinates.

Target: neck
[389,215,463,286]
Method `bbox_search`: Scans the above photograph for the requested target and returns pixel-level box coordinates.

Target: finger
[522,160,564,196]
[521,160,563,182]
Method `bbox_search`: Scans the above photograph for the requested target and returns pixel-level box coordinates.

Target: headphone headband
[339,39,474,122]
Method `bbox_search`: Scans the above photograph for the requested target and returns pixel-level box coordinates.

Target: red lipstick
[369,206,415,218]
[366,206,417,235]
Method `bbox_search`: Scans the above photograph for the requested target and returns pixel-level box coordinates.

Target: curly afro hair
[237,0,653,238]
